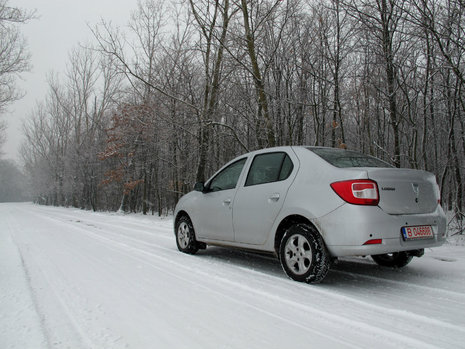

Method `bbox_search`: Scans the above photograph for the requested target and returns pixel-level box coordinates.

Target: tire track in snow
[6,215,99,348]
[331,268,465,304]
[30,212,360,348]
[33,205,465,306]
[2,210,50,349]
[36,212,456,349]
[22,205,174,240]
[21,204,465,348]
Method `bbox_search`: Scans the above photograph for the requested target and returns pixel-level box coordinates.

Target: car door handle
[223,198,232,206]
[269,193,280,202]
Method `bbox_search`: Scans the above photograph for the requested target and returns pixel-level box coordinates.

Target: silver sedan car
[174,146,447,283]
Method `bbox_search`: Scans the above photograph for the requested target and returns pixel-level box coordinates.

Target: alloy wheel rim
[284,234,313,275]
[178,222,190,249]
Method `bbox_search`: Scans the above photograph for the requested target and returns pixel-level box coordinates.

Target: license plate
[401,225,434,241]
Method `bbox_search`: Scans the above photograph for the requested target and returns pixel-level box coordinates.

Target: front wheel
[279,224,331,283]
[371,252,413,268]
[175,215,199,254]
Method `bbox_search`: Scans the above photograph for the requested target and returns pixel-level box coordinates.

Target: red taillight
[331,180,379,205]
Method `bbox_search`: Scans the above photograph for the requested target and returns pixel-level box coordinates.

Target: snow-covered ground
[1,203,464,349]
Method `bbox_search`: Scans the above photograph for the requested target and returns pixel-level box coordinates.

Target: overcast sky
[3,0,137,162]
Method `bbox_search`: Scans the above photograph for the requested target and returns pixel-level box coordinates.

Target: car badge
[412,183,420,202]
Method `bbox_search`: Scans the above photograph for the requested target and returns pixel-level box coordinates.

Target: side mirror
[194,182,205,192]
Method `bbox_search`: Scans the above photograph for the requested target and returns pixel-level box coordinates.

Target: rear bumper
[313,204,447,257]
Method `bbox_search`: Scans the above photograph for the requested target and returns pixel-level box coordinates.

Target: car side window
[245,152,294,186]
[207,158,246,192]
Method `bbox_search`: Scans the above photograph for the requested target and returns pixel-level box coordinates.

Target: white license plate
[401,225,434,241]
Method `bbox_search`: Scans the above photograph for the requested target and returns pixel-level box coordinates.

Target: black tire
[175,215,199,254]
[371,252,413,268]
[279,224,331,283]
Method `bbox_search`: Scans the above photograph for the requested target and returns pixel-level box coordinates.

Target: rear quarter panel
[262,147,370,250]
[282,147,369,218]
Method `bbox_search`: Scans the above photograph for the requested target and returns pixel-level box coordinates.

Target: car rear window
[307,147,392,168]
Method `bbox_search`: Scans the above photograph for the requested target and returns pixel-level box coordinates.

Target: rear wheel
[279,224,330,283]
[371,252,413,268]
[175,215,199,254]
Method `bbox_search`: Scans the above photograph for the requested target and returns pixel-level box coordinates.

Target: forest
[13,0,465,219]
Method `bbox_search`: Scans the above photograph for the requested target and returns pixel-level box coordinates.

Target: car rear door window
[245,152,294,186]
[208,158,246,192]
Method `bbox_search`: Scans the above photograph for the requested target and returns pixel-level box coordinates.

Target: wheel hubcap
[177,222,190,249]
[284,234,313,275]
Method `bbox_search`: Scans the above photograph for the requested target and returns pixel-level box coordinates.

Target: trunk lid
[366,168,439,215]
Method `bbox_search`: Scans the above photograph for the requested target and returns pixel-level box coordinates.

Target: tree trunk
[240,0,275,147]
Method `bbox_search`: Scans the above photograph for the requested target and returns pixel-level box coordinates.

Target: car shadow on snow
[195,247,285,278]
[194,247,439,288]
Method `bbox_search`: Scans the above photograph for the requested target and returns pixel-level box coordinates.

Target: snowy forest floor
[1,202,464,349]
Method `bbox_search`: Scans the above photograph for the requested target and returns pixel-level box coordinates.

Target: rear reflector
[363,239,382,245]
[331,180,380,205]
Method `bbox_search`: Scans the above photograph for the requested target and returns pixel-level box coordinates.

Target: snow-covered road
[1,203,464,349]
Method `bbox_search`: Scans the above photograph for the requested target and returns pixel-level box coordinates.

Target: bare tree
[407,0,465,213]
[0,159,28,201]
[188,0,238,181]
[341,0,411,167]
[22,45,122,209]
[19,0,465,222]
[322,0,355,148]
[0,0,35,151]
